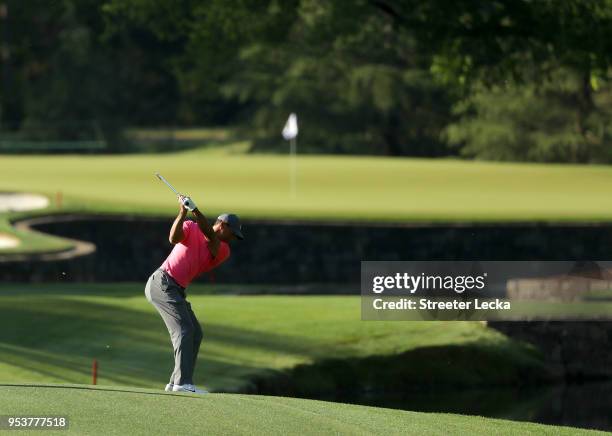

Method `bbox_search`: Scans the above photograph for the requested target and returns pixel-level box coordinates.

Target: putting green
[2,152,612,252]
[0,385,603,436]
[2,153,612,222]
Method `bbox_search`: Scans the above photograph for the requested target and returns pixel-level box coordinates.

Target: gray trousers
[144,268,203,386]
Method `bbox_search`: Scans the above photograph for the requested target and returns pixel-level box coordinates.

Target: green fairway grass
[3,153,612,222]
[0,284,544,392]
[3,152,612,252]
[1,385,603,436]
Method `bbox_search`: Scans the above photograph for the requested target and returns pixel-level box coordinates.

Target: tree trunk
[573,67,594,162]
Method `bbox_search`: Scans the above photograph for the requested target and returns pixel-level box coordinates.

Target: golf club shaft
[155,172,181,196]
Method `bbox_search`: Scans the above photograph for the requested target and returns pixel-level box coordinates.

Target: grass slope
[0,284,543,392]
[0,217,72,253]
[0,384,605,436]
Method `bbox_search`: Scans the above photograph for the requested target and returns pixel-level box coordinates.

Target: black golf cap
[217,213,244,240]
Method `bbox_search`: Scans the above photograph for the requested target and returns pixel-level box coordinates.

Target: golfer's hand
[177,195,188,215]
[180,195,197,212]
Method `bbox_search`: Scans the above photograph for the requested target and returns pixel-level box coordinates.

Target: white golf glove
[181,196,197,212]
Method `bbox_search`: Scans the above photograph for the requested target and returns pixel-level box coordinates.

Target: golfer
[145,194,243,393]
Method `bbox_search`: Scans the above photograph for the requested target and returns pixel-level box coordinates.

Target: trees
[176,0,612,159]
[0,0,180,151]
[221,2,452,155]
[393,0,612,162]
[446,71,612,163]
[101,0,454,155]
[1,0,610,159]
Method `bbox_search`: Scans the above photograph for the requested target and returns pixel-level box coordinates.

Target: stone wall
[3,214,612,284]
[489,321,612,380]
[507,275,612,301]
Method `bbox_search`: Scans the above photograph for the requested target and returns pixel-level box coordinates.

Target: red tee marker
[92,359,98,385]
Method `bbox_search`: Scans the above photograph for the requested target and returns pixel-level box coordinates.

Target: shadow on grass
[128,135,241,154]
[0,296,321,390]
[0,293,555,400]
[244,343,557,424]
[0,283,309,298]
[247,342,552,397]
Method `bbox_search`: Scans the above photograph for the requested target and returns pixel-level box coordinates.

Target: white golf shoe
[172,383,208,394]
[165,383,173,392]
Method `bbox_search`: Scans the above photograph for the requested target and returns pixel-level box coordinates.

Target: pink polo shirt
[161,220,230,288]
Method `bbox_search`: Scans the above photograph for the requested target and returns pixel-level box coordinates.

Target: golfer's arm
[192,209,216,241]
[192,209,220,256]
[169,213,186,244]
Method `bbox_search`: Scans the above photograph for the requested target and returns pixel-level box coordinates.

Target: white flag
[282,113,298,140]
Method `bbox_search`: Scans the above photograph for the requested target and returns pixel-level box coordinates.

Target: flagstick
[282,112,298,199]
[290,137,297,198]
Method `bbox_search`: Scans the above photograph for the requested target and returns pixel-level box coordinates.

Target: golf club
[155,172,181,196]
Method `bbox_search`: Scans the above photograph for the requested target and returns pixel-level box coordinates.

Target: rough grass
[0,284,544,392]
